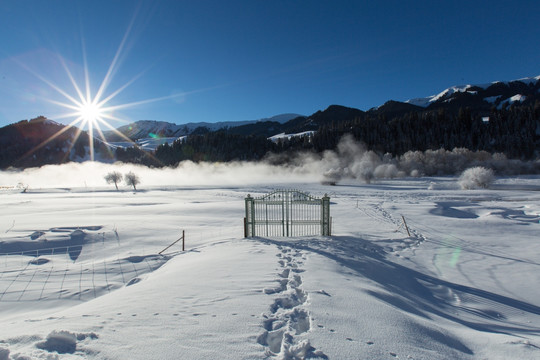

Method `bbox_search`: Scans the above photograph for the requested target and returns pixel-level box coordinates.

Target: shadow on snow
[255,235,540,342]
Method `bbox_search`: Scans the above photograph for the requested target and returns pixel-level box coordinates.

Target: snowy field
[1,164,540,359]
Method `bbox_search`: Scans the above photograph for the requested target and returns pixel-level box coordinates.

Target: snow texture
[0,163,539,359]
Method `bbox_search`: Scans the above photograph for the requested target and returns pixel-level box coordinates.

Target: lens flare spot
[449,247,461,267]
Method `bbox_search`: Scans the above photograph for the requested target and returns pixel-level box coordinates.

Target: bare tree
[124,171,140,191]
[104,171,123,190]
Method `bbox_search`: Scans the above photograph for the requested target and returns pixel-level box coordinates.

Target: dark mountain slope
[0,116,113,169]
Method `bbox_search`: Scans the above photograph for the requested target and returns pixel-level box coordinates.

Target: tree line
[311,104,538,159]
[114,102,540,167]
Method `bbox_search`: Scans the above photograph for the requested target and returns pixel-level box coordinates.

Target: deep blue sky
[0,0,539,128]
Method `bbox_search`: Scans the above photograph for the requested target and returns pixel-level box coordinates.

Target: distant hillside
[101,75,540,142]
[405,76,540,114]
[367,101,424,120]
[225,76,540,139]
[102,114,302,142]
[0,116,114,169]
[226,105,365,137]
[103,120,186,142]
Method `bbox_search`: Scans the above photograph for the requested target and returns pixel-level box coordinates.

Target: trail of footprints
[258,245,326,359]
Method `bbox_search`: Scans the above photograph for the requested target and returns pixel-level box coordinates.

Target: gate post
[245,194,255,237]
[285,190,290,237]
[321,194,331,236]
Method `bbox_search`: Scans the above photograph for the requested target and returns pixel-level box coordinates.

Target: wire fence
[0,226,173,303]
[0,226,243,304]
[0,245,167,302]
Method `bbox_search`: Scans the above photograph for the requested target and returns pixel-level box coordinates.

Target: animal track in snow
[258,245,327,359]
[359,202,424,254]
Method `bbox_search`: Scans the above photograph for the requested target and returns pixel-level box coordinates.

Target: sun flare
[19,15,187,163]
[78,101,104,124]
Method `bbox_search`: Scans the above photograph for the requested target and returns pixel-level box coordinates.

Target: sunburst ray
[14,6,191,166]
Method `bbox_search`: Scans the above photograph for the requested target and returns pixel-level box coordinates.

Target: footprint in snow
[257,246,327,358]
[316,289,331,297]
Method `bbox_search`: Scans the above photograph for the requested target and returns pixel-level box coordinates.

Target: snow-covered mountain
[103,113,303,142]
[406,75,540,109]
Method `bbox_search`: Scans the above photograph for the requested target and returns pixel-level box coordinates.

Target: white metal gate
[244,190,331,237]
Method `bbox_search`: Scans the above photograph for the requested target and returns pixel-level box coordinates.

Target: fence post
[401,216,411,237]
[321,194,331,236]
[159,231,185,255]
[245,194,255,237]
[285,191,290,237]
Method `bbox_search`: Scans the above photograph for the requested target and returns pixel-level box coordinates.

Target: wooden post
[159,231,185,255]
[401,216,411,237]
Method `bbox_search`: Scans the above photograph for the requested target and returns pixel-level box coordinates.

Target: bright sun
[25,18,186,162]
[78,101,103,124]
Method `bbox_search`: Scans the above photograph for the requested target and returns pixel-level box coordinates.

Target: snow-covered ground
[1,167,539,359]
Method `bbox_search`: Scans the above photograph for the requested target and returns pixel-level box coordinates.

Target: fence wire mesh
[0,228,168,303]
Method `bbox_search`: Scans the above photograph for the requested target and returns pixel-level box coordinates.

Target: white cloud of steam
[271,134,540,183]
[0,161,313,189]
[275,134,386,184]
[1,135,538,190]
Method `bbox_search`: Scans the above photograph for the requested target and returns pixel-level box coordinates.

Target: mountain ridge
[405,75,540,111]
[102,113,303,142]
[1,74,539,169]
[97,74,540,142]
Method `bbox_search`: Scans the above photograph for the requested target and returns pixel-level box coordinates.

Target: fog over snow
[2,135,539,191]
[0,158,540,359]
[0,161,311,190]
